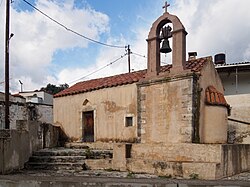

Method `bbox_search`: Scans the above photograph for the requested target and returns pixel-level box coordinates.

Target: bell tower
[146,2,188,77]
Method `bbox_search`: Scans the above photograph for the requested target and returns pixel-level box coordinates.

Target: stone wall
[226,94,250,143]
[27,103,53,124]
[112,143,250,179]
[0,100,52,129]
[0,101,27,129]
[137,73,195,144]
[0,121,61,174]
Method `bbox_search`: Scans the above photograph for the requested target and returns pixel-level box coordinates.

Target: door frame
[82,109,96,142]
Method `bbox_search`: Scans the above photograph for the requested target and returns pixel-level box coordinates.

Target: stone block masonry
[137,73,195,144]
[124,143,250,179]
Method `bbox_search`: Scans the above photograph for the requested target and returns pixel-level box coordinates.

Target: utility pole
[5,0,10,129]
[127,45,131,73]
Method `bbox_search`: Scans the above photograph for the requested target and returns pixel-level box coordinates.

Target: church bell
[160,39,172,53]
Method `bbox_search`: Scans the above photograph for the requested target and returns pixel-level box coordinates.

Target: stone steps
[28,156,87,163]
[25,146,113,171]
[32,147,113,158]
[25,162,87,171]
[65,142,113,150]
[25,159,112,171]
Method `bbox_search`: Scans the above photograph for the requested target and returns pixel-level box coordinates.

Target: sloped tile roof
[205,86,230,108]
[54,57,210,98]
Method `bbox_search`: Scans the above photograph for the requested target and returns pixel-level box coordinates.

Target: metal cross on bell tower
[162,1,170,13]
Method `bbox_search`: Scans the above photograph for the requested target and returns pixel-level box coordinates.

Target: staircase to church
[25,143,113,171]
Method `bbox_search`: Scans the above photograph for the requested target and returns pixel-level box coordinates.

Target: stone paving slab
[225,172,250,181]
[1,170,250,186]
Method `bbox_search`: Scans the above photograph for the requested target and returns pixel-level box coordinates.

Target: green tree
[40,83,69,95]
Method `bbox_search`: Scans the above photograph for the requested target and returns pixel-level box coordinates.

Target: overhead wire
[0,78,12,85]
[19,1,153,85]
[22,0,126,49]
[68,53,128,84]
[131,51,147,58]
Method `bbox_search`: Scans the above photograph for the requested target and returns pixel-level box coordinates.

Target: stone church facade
[53,7,250,179]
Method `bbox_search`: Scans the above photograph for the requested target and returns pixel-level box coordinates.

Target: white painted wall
[219,72,250,95]
[18,91,53,105]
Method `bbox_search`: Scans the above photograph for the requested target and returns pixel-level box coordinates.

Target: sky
[1,0,250,93]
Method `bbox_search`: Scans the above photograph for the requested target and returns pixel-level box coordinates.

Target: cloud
[57,0,250,86]
[172,0,250,62]
[0,0,109,92]
[57,26,149,86]
[1,0,250,92]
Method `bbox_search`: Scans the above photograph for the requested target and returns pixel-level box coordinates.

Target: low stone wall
[0,121,61,174]
[0,130,30,174]
[112,143,250,180]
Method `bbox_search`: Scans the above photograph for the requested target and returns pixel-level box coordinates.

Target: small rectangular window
[125,144,132,158]
[125,116,133,127]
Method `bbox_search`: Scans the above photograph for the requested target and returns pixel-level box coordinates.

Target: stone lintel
[137,72,196,87]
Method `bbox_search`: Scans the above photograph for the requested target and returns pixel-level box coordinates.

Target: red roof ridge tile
[205,85,230,108]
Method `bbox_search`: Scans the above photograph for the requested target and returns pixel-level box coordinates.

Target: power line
[68,53,128,84]
[22,0,126,49]
[131,51,147,58]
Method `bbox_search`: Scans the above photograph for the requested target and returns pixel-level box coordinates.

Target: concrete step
[32,148,113,159]
[28,156,87,163]
[25,162,89,171]
[65,142,113,150]
[25,159,112,171]
[25,147,113,172]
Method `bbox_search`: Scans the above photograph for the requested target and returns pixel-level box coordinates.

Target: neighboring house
[0,92,53,129]
[216,62,250,143]
[18,91,53,105]
[216,62,250,95]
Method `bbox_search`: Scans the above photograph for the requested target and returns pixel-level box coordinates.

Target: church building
[53,3,249,179]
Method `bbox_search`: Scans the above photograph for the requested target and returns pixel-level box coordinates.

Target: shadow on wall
[0,121,68,174]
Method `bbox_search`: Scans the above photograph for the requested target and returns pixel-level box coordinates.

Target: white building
[18,91,53,105]
[216,62,250,95]
[216,62,250,143]
[0,92,53,129]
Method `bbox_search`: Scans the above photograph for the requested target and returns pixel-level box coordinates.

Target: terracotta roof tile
[205,86,230,108]
[54,57,210,98]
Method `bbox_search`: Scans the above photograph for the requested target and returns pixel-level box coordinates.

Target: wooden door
[82,111,94,142]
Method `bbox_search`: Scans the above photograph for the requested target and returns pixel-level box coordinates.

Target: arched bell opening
[158,22,173,66]
[146,10,187,77]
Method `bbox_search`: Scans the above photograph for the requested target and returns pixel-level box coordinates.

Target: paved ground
[1,170,250,186]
